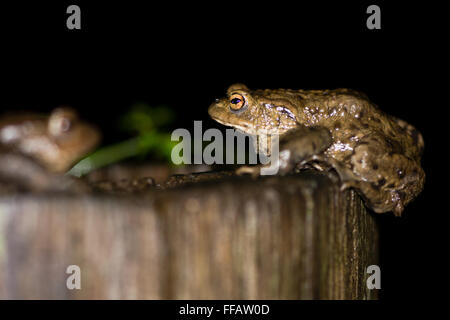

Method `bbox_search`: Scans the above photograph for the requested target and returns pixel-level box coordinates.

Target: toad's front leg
[236,126,332,177]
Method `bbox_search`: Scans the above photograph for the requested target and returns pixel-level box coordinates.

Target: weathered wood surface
[0,171,378,299]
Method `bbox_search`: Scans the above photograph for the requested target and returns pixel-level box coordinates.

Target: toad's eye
[48,108,78,136]
[230,94,245,111]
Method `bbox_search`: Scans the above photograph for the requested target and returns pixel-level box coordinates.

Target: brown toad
[0,107,100,192]
[208,84,425,216]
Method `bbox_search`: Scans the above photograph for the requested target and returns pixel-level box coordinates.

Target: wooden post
[0,171,378,299]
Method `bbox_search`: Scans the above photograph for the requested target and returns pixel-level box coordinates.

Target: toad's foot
[340,179,406,216]
[235,165,261,178]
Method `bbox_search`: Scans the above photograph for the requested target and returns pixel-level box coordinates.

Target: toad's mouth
[212,117,252,134]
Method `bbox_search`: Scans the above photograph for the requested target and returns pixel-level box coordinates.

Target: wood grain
[0,171,378,299]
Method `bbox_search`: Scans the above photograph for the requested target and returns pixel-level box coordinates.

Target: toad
[0,107,100,192]
[209,84,425,216]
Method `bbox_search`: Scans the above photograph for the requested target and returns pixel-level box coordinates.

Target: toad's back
[252,88,423,163]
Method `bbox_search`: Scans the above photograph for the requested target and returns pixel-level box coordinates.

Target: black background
[0,1,442,301]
